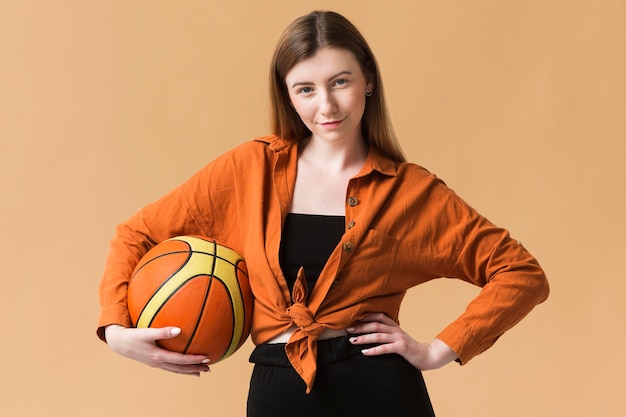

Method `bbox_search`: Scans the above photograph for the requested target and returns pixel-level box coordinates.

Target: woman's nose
[319,91,338,115]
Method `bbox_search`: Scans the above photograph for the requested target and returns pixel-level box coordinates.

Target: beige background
[1,1,624,416]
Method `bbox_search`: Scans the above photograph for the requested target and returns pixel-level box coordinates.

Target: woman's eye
[334,79,348,86]
[298,86,313,94]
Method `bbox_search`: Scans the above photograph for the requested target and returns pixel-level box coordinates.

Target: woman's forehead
[285,48,363,84]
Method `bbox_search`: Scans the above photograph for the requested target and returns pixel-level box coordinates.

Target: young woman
[98,11,549,417]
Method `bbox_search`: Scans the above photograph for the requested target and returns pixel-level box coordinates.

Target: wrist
[425,338,458,369]
[104,324,126,343]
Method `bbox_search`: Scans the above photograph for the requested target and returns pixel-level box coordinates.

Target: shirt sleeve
[96,140,271,342]
[96,162,218,341]
[434,188,550,364]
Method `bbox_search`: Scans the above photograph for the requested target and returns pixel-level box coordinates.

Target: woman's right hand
[104,324,211,376]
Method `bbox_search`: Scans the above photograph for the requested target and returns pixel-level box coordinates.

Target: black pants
[247,336,435,417]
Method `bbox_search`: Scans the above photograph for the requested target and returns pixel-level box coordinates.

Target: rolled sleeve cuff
[436,320,496,365]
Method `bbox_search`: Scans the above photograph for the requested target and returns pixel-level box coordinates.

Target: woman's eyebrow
[290,71,353,88]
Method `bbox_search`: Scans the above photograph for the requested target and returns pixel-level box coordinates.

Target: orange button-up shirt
[98,135,549,392]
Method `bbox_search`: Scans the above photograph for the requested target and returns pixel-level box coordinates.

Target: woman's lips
[320,118,345,128]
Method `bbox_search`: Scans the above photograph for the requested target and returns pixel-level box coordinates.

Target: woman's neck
[289,136,369,216]
[298,135,368,175]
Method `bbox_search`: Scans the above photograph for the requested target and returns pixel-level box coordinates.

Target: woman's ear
[366,79,374,96]
[363,60,375,95]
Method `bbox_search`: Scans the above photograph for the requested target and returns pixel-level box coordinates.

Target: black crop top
[279,213,345,299]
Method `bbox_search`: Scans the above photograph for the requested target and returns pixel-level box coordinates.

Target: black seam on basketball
[183,239,218,355]
[235,259,250,343]
[130,238,193,280]
[130,251,187,279]
[212,275,238,357]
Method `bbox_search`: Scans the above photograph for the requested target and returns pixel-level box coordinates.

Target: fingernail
[201,359,210,364]
[171,327,181,336]
[349,337,358,343]
[361,348,370,354]
[346,327,356,332]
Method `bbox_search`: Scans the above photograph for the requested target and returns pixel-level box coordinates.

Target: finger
[126,326,180,345]
[133,334,210,368]
[137,327,211,362]
[155,348,211,366]
[137,326,182,341]
[349,330,395,346]
[144,350,211,373]
[360,343,395,356]
[346,314,397,334]
[347,320,397,336]
[161,362,211,376]
[357,312,396,325]
[160,350,212,372]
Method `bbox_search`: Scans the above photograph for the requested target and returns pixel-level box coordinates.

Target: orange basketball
[127,236,253,363]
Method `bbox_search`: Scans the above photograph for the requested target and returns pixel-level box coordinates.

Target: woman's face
[285,47,373,146]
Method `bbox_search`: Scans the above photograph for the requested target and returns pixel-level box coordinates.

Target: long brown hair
[269,11,406,163]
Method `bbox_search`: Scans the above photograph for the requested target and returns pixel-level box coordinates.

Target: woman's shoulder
[399,161,435,176]
[198,135,289,172]
[393,160,469,206]
[185,135,292,193]
[394,160,442,186]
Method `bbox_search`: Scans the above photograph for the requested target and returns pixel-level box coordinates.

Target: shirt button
[347,220,355,229]
[347,196,359,207]
[343,242,354,252]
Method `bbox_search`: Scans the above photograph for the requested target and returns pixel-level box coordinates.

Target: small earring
[365,90,373,97]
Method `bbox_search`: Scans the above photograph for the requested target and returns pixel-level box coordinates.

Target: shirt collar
[357,146,398,178]
[254,134,292,152]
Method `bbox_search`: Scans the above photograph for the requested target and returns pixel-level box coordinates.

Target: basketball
[127,235,253,363]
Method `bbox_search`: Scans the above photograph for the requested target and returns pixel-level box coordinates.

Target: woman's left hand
[346,312,458,370]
